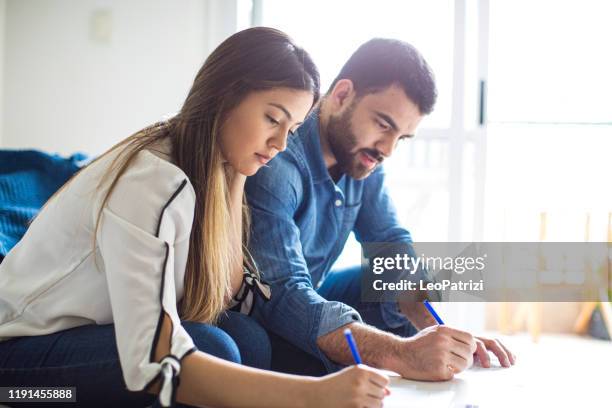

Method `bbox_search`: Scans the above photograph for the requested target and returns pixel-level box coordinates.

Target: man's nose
[375,136,395,158]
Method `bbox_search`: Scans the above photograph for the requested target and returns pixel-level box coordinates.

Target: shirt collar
[297,109,333,184]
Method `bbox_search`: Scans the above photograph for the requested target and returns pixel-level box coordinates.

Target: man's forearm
[316,322,404,371]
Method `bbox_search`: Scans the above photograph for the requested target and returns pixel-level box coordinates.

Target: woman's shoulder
[95,148,196,239]
[137,149,192,189]
[103,148,194,202]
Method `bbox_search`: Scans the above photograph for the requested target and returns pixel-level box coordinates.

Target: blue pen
[423,300,445,325]
[343,328,362,365]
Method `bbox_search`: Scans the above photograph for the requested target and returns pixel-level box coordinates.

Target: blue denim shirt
[245,111,415,371]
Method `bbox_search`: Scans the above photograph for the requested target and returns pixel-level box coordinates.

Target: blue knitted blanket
[0,150,88,261]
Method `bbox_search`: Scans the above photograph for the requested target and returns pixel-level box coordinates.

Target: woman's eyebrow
[268,103,292,120]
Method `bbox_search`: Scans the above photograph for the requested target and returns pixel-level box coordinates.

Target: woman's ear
[329,79,355,111]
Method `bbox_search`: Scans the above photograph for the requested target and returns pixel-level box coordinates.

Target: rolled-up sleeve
[96,157,197,407]
[246,161,361,372]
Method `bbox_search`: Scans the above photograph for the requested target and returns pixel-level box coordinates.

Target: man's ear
[329,79,355,111]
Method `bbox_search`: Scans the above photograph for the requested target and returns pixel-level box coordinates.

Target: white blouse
[0,147,197,407]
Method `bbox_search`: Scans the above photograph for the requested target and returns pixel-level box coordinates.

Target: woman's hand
[307,365,390,408]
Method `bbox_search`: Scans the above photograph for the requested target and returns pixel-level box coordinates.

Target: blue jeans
[0,311,271,407]
[269,265,417,376]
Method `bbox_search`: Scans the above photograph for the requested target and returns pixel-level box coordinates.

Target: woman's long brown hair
[44,27,319,323]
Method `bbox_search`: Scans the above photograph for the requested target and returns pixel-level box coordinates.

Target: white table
[385,333,611,407]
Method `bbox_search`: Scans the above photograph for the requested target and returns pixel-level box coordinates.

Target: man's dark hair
[328,38,437,115]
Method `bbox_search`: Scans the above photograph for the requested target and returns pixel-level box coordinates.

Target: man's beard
[325,103,382,180]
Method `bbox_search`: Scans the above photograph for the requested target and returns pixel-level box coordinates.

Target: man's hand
[318,323,477,381]
[397,301,517,369]
[317,322,516,383]
[386,325,477,381]
[473,336,516,368]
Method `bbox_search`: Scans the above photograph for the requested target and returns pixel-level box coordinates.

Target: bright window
[260,0,455,129]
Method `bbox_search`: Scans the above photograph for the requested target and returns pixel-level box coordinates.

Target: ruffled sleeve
[96,153,197,407]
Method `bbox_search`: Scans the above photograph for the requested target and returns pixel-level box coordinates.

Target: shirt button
[335,199,342,207]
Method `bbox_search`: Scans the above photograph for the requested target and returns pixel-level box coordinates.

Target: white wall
[1,0,232,155]
[205,0,239,55]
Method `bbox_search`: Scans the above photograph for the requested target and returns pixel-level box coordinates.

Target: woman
[0,27,389,407]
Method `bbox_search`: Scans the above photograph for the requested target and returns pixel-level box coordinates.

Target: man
[245,38,515,380]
